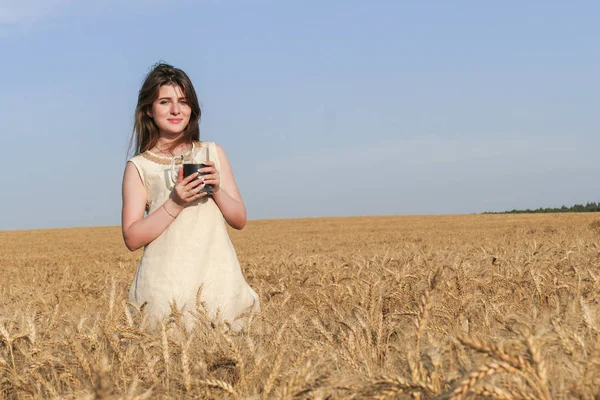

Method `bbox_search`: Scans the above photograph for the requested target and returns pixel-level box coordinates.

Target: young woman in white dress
[121,63,259,331]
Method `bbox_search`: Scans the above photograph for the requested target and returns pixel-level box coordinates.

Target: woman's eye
[160,100,169,105]
[180,100,188,104]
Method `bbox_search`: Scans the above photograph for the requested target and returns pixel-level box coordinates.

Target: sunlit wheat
[1,215,600,398]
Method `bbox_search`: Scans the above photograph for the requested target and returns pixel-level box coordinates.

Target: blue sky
[0,0,598,230]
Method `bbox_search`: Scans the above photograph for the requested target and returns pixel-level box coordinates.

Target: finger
[203,161,215,167]
[192,184,206,195]
[190,192,208,200]
[202,174,219,182]
[177,167,184,182]
[185,177,203,190]
[189,182,206,195]
[181,171,199,185]
[186,187,201,198]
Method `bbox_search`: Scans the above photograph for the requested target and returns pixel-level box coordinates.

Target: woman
[122,62,259,331]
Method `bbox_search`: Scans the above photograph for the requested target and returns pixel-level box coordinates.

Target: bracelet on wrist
[162,204,176,219]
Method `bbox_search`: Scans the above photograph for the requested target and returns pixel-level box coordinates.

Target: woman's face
[147,84,191,137]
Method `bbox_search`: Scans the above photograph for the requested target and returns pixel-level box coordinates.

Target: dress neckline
[146,141,196,159]
[141,142,201,165]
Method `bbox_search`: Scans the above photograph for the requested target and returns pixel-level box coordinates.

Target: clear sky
[0,0,598,230]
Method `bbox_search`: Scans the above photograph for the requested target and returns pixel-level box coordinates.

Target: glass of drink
[182,144,214,195]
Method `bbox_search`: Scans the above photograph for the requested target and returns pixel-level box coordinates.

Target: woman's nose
[170,103,181,115]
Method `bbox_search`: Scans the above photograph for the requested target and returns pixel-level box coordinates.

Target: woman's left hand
[201,161,221,193]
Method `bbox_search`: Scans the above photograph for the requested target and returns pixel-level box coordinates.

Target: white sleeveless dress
[127,141,259,331]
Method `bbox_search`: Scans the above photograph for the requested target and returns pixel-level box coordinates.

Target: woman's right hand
[171,168,207,206]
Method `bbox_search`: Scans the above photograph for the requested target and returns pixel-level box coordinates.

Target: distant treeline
[483,202,600,214]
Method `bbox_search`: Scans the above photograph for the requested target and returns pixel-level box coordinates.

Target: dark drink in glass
[183,163,214,195]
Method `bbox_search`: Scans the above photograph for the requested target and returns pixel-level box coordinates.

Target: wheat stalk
[102,324,123,363]
[201,378,241,399]
[140,343,159,385]
[160,323,170,391]
[123,301,134,328]
[450,361,509,399]
[370,375,437,397]
[26,314,37,346]
[0,323,15,370]
[181,333,194,392]
[70,340,94,385]
[93,356,112,400]
[225,334,247,389]
[108,277,116,319]
[471,384,515,399]
[263,352,282,399]
[458,336,552,399]
[458,336,534,374]
[524,335,547,386]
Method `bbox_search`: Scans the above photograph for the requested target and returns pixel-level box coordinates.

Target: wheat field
[1,214,600,399]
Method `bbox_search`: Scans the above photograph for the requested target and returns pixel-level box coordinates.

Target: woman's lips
[168,119,182,123]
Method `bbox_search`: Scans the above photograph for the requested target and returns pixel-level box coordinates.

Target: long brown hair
[130,62,201,156]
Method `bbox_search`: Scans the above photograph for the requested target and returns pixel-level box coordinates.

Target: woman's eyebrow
[157,96,187,101]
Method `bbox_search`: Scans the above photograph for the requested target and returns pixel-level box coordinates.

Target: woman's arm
[210,144,247,230]
[121,162,203,251]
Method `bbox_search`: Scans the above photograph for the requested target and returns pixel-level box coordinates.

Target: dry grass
[1,214,600,399]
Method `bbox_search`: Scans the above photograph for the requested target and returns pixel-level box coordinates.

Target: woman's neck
[154,134,190,157]
[156,133,183,147]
